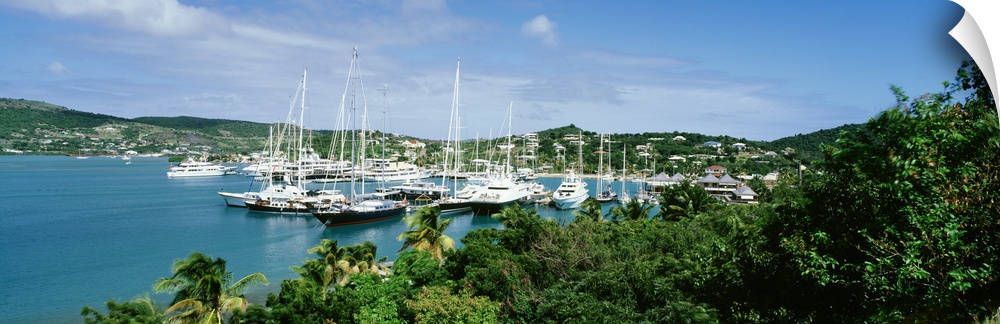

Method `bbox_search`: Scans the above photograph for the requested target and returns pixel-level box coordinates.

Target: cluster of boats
[199,50,645,228]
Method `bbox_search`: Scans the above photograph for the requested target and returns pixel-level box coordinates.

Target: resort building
[705,165,726,175]
[731,185,760,204]
[401,139,426,150]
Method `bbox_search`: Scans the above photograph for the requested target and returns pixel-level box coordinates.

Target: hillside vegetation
[0,98,276,156]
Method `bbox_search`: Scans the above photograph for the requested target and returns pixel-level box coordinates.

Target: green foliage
[405,286,500,324]
[133,116,249,131]
[768,61,1000,322]
[572,198,605,222]
[0,98,128,131]
[81,294,165,324]
[393,250,451,287]
[608,198,655,221]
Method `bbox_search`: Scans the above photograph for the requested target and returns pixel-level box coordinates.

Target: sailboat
[429,59,478,214]
[617,143,634,204]
[466,102,533,215]
[227,69,344,213]
[593,133,617,203]
[550,131,590,209]
[312,48,407,226]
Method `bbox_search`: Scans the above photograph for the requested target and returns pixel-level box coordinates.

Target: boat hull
[312,205,406,226]
[468,198,529,216]
[245,200,315,214]
[551,193,588,210]
[167,170,230,178]
[594,195,617,204]
[218,191,251,207]
[435,199,472,214]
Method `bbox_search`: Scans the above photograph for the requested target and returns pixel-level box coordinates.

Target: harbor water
[0,155,647,323]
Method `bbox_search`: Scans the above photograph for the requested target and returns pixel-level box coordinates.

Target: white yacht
[466,175,533,215]
[243,182,345,213]
[361,158,430,182]
[550,170,589,209]
[391,179,450,200]
[167,158,236,178]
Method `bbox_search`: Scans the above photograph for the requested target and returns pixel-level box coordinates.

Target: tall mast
[621,143,627,198]
[378,83,389,185]
[297,68,307,186]
[442,58,461,187]
[349,48,359,200]
[454,116,462,191]
[577,130,583,174]
[597,132,603,189]
[505,102,513,178]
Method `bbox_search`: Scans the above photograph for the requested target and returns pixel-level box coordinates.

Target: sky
[0,0,974,141]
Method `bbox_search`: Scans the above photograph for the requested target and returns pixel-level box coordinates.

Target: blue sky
[0,0,972,141]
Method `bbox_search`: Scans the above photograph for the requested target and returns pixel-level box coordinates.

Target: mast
[453,116,462,192]
[504,102,513,178]
[577,130,583,175]
[348,48,360,201]
[297,68,307,187]
[621,143,627,199]
[442,58,461,187]
[378,84,389,185]
[597,132,604,190]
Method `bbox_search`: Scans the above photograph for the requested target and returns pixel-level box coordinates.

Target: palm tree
[657,180,718,221]
[397,206,455,263]
[152,251,268,324]
[492,204,542,229]
[345,241,392,276]
[82,293,165,323]
[609,198,654,221]
[573,198,605,222]
[297,239,352,288]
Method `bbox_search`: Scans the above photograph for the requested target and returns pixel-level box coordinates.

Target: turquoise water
[0,155,645,323]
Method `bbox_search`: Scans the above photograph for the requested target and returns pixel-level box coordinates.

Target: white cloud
[6,0,230,37]
[46,61,69,74]
[522,14,557,47]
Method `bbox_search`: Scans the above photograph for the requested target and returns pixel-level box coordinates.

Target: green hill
[0,98,129,131]
[766,123,864,162]
[0,98,274,156]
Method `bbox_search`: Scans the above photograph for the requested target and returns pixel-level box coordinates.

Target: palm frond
[226,272,268,296]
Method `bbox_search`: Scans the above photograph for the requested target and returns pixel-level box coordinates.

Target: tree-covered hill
[0,98,277,155]
[765,123,865,162]
[0,98,130,132]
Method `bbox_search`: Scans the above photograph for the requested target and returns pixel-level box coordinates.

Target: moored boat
[391,179,450,200]
[550,170,589,209]
[167,157,236,178]
[551,133,589,209]
[312,199,407,226]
